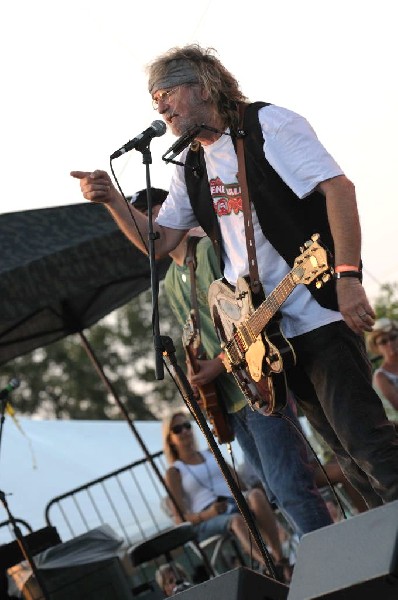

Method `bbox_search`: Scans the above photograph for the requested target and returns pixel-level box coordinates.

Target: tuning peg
[311,233,320,242]
[304,240,313,249]
[322,274,331,283]
[315,280,323,289]
[300,246,305,253]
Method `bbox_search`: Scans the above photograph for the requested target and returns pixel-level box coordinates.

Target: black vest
[184,102,338,310]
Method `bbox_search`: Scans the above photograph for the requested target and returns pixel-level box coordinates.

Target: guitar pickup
[235,323,257,353]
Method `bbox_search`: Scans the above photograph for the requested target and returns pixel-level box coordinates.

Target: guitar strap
[236,103,262,297]
[184,235,235,444]
[185,235,202,330]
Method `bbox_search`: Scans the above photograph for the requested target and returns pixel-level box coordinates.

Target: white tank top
[174,449,232,513]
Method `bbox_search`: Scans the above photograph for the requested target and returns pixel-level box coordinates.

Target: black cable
[270,411,348,520]
[109,160,150,256]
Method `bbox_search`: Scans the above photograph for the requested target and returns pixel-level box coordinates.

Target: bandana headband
[148,59,200,95]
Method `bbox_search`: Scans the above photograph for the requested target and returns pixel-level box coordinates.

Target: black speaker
[174,567,288,599]
[288,499,398,599]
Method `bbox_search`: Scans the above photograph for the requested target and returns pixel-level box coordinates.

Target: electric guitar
[208,234,332,414]
[182,310,235,444]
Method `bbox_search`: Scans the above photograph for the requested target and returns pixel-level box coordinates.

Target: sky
[1,0,397,301]
[0,418,243,542]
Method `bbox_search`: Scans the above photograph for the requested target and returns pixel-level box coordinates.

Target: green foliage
[0,283,188,420]
[5,279,398,420]
[373,282,398,321]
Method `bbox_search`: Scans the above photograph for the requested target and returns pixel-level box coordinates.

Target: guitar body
[208,277,292,414]
[207,234,332,415]
[198,383,235,445]
[183,315,235,444]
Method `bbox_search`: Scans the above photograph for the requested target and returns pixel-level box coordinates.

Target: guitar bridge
[221,350,233,373]
[226,322,257,367]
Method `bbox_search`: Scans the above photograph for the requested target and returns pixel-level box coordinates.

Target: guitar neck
[184,345,200,374]
[248,269,298,337]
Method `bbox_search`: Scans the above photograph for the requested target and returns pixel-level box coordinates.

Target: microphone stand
[135,142,277,580]
[118,137,277,579]
[0,391,51,599]
[0,490,52,600]
[161,336,276,579]
[140,144,164,381]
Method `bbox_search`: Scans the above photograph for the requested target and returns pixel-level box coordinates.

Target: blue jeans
[230,401,333,538]
[287,321,398,507]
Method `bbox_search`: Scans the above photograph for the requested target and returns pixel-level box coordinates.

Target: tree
[0,283,188,420]
[373,282,398,321]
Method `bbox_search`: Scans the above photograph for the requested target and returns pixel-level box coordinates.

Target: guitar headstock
[182,310,201,349]
[292,234,333,288]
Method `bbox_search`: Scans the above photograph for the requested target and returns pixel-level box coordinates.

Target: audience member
[71,43,398,507]
[155,562,191,597]
[162,411,292,581]
[367,318,398,423]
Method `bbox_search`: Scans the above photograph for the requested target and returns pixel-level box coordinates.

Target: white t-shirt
[157,104,343,337]
[174,449,232,513]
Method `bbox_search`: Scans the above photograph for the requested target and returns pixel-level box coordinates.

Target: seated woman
[367,317,398,424]
[162,410,291,580]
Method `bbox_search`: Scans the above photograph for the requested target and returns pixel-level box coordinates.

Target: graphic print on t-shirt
[210,176,243,217]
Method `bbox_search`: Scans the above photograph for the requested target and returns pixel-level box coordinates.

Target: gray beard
[171,102,211,137]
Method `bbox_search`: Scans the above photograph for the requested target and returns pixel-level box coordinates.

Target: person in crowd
[367,317,398,423]
[311,454,368,516]
[162,411,291,580]
[131,188,333,546]
[155,562,191,597]
[71,43,398,508]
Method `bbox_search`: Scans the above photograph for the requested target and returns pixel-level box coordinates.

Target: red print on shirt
[210,176,243,217]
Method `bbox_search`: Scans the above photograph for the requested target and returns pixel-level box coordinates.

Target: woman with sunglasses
[162,411,292,580]
[367,318,398,423]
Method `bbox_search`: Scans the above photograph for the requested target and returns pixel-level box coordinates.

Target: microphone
[0,378,20,401]
[162,125,202,164]
[110,120,166,159]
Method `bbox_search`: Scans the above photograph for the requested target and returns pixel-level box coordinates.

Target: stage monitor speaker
[8,557,132,600]
[288,499,398,599]
[174,566,288,600]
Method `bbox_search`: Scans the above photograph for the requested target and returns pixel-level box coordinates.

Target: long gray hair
[146,44,248,134]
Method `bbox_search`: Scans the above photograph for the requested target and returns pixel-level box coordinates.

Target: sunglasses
[170,422,192,435]
[376,333,398,346]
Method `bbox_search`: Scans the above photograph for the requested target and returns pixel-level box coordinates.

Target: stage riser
[287,499,398,599]
[175,566,288,599]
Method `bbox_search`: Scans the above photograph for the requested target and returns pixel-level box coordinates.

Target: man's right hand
[70,170,120,205]
[190,357,225,387]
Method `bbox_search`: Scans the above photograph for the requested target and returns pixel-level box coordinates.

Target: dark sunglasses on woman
[171,422,192,435]
[377,333,398,346]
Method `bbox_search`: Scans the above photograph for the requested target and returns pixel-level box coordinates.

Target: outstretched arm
[318,174,375,334]
[70,170,186,258]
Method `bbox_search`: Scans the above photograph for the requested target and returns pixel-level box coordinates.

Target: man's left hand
[336,278,375,334]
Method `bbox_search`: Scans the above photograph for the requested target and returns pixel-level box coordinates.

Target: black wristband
[334,270,363,282]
